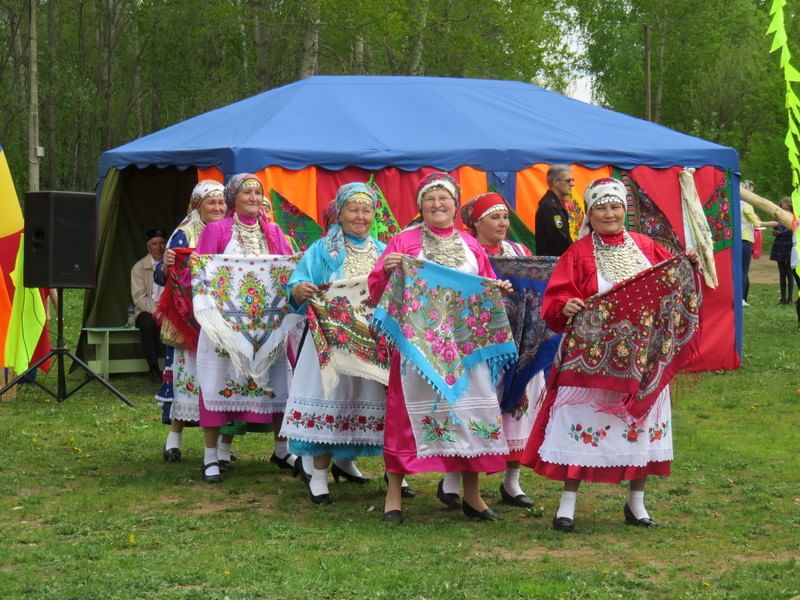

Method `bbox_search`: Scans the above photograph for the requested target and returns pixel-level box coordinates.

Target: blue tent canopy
[99,75,739,177]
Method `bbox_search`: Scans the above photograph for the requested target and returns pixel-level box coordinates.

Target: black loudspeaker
[24,191,97,288]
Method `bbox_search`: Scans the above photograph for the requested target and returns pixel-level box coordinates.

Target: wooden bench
[82,326,152,380]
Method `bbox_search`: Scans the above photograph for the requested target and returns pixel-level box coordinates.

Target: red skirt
[520,385,671,484]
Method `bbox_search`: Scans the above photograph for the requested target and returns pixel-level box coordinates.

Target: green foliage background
[0,0,795,200]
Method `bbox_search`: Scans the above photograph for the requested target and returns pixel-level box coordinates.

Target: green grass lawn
[0,284,798,599]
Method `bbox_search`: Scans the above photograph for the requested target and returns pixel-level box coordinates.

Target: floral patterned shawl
[555,253,702,421]
[154,247,199,351]
[489,255,561,412]
[371,256,517,404]
[306,275,391,395]
[192,254,302,386]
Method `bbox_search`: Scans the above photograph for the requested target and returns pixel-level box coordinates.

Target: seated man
[131,228,167,383]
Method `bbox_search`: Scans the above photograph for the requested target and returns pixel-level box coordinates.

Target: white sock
[217,441,232,462]
[302,455,314,475]
[556,491,577,520]
[165,431,181,450]
[627,490,650,520]
[204,447,220,477]
[309,468,329,497]
[333,459,363,478]
[274,440,289,458]
[401,477,410,489]
[443,471,461,495]
[502,467,525,497]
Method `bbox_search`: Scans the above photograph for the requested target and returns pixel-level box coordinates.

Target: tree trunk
[73,1,87,189]
[407,0,428,75]
[45,0,58,187]
[353,34,364,74]
[28,0,39,192]
[298,0,319,79]
[251,0,271,89]
[653,19,666,123]
[131,10,144,136]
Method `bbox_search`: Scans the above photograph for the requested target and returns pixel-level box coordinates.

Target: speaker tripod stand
[0,288,135,407]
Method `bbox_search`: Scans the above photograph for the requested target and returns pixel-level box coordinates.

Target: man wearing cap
[131,228,167,382]
[534,164,575,257]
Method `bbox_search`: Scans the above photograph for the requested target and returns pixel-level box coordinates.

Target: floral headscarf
[172,180,225,245]
[224,173,263,212]
[415,171,459,209]
[323,182,379,261]
[188,180,225,213]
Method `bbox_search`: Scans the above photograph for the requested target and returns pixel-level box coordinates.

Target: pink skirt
[383,354,507,475]
[198,392,274,428]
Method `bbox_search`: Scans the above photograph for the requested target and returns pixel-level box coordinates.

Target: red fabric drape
[630,166,737,371]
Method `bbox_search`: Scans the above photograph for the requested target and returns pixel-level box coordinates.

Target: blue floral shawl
[371,256,517,404]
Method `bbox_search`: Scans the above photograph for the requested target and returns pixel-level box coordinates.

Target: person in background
[131,228,167,383]
[769,196,797,305]
[534,165,575,257]
[740,180,778,307]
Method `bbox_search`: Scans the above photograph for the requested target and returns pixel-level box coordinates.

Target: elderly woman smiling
[368,172,513,524]
[194,173,295,483]
[281,183,388,504]
[521,178,701,532]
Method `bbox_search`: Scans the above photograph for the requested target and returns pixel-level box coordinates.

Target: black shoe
[436,479,462,509]
[331,463,370,484]
[383,509,404,524]
[624,503,657,527]
[499,483,534,509]
[202,462,221,484]
[269,452,294,471]
[149,367,162,384]
[383,472,416,498]
[307,482,332,505]
[462,499,500,521]
[218,459,233,473]
[552,515,575,532]
[163,447,181,462]
[294,459,311,484]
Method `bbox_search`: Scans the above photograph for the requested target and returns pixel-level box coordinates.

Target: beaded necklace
[592,231,651,284]
[421,224,466,268]
[233,213,267,256]
[343,237,378,277]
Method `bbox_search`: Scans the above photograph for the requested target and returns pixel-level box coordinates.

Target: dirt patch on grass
[750,257,777,284]
[174,490,283,517]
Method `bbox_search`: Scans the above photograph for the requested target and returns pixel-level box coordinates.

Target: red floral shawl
[154,248,200,351]
[554,253,702,421]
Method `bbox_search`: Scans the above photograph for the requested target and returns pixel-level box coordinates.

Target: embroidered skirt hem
[199,393,273,427]
[531,458,671,483]
[289,440,383,460]
[384,352,507,474]
[280,342,386,447]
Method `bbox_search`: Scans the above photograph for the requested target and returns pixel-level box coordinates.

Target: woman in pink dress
[368,172,513,523]
[195,173,294,483]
